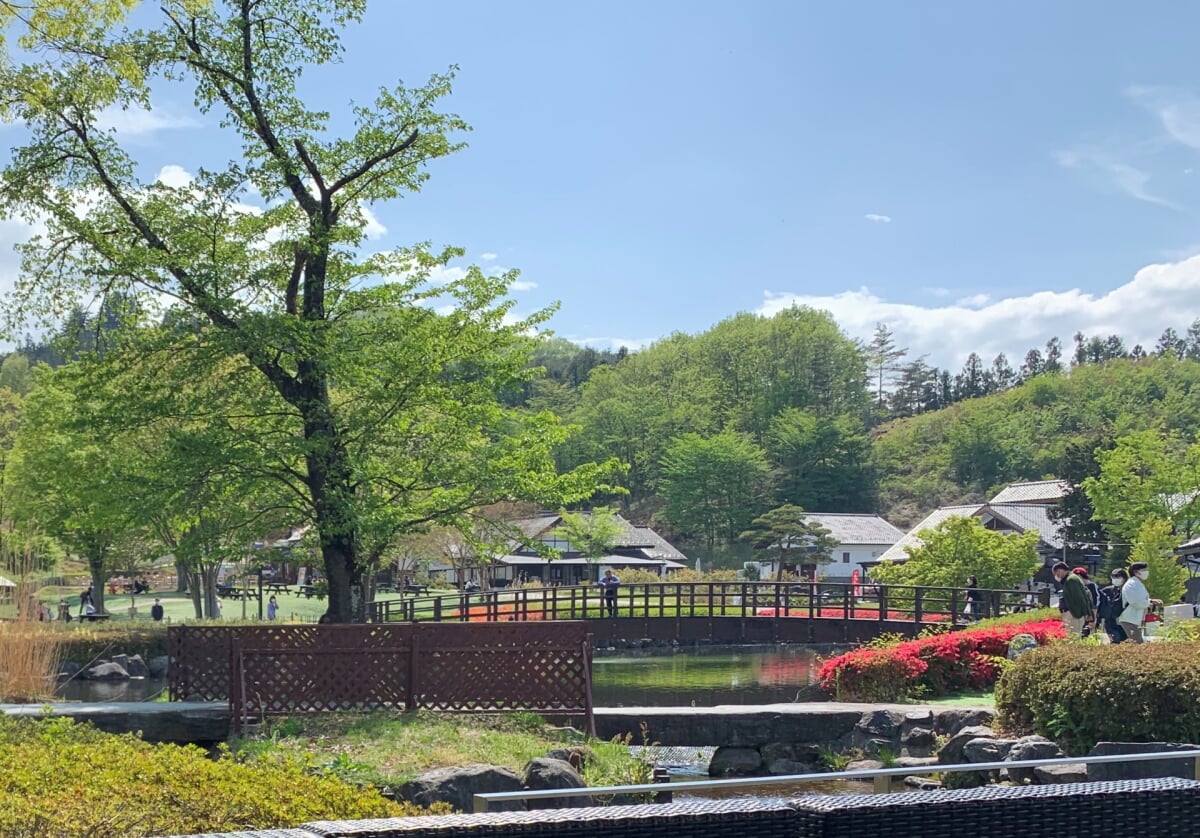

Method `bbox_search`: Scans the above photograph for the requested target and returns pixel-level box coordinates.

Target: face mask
[1137,571,1149,581]
[1111,577,1123,586]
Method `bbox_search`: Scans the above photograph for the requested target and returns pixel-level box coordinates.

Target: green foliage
[1083,430,1200,543]
[1129,517,1189,603]
[558,507,623,564]
[739,504,836,579]
[0,716,428,837]
[871,516,1041,590]
[996,641,1200,754]
[660,430,770,546]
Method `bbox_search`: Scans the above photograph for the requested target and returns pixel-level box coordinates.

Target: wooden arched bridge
[368,581,1052,645]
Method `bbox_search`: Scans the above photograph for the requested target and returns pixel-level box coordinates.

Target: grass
[232,710,648,789]
[917,689,996,707]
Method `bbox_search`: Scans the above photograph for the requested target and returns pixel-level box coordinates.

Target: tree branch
[329,128,419,195]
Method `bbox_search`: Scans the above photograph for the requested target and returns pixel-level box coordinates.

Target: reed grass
[0,540,64,702]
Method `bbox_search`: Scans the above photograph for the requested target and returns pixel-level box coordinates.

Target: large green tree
[0,0,613,621]
[660,429,770,547]
[739,504,835,581]
[871,515,1041,591]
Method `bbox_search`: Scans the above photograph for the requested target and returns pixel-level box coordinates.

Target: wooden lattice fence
[167,622,594,732]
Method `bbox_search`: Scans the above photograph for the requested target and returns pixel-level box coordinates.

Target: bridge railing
[368,580,1051,625]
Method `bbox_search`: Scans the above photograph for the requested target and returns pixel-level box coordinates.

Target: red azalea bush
[816,615,1065,702]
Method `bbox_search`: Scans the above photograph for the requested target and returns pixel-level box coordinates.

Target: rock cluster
[398,749,593,812]
[935,724,1081,787]
[59,654,168,681]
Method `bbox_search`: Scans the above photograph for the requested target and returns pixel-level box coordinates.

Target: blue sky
[10,0,1200,368]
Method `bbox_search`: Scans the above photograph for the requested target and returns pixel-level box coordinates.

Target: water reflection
[592,646,840,706]
[56,677,165,703]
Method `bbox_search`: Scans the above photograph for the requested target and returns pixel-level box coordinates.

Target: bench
[165,777,1200,838]
[263,582,291,595]
[297,585,317,599]
[84,613,110,622]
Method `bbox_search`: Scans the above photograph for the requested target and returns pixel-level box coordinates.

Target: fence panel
[168,622,593,732]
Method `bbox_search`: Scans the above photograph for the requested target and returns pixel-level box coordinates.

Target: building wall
[820,544,892,580]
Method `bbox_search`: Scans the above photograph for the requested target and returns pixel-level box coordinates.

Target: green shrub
[995,641,1200,754]
[0,717,434,838]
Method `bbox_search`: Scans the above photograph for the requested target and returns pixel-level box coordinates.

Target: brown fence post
[878,586,888,622]
[914,588,924,624]
[230,633,243,733]
[583,634,596,738]
[407,628,420,711]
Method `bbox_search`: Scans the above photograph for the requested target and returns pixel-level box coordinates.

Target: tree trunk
[88,555,108,615]
[187,570,204,620]
[175,558,189,594]
[201,564,220,619]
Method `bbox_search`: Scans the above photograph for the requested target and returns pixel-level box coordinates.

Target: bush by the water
[0,716,431,838]
[817,612,1064,701]
[995,640,1200,754]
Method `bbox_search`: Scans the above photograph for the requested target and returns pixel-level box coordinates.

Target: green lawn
[27,586,333,624]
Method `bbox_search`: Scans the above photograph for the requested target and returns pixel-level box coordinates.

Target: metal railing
[473,748,1200,812]
[370,581,1052,626]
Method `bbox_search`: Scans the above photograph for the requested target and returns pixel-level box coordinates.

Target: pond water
[56,677,165,703]
[591,645,841,707]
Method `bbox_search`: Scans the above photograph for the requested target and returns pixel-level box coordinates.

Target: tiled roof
[804,513,905,546]
[988,480,1071,505]
[630,526,689,561]
[876,505,986,563]
[1176,533,1200,555]
[986,503,1065,550]
[506,515,562,540]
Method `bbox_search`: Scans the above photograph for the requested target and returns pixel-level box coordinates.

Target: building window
[842,552,850,563]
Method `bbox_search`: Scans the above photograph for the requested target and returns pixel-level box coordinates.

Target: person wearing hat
[1053,562,1094,637]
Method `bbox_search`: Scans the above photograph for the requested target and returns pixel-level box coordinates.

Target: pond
[56,677,165,703]
[591,645,841,707]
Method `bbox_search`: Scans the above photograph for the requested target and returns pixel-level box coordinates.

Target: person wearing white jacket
[1118,562,1161,644]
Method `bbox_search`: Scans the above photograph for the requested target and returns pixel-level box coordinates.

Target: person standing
[597,569,621,618]
[150,598,165,622]
[1097,569,1128,644]
[1118,562,1161,644]
[267,595,278,621]
[1053,562,1093,637]
[1073,567,1101,637]
[964,575,983,621]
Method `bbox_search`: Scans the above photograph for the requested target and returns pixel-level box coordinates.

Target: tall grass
[0,540,64,702]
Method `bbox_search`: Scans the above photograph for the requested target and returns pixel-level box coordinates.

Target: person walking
[964,575,984,621]
[267,595,278,621]
[1053,562,1093,637]
[1097,569,1128,644]
[1073,567,1101,637]
[150,598,165,622]
[597,569,621,618]
[1118,562,1161,644]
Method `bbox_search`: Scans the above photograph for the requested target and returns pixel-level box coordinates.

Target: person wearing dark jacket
[1053,562,1093,637]
[1073,567,1100,636]
[1097,569,1128,644]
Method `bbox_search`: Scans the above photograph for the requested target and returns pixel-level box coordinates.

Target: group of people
[1054,561,1160,644]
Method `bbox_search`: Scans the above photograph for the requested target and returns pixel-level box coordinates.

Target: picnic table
[263,582,291,595]
[297,584,317,599]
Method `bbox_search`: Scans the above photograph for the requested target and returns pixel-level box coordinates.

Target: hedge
[817,613,1065,702]
[995,640,1200,754]
[0,716,437,838]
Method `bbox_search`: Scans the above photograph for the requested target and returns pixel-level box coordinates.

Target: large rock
[937,725,994,765]
[1034,763,1087,784]
[1087,742,1200,781]
[901,726,935,757]
[962,737,1014,764]
[1005,735,1064,786]
[81,662,130,681]
[57,661,83,679]
[111,654,130,672]
[708,746,763,777]
[852,709,904,751]
[147,656,170,678]
[932,708,994,736]
[125,655,150,679]
[545,745,595,771]
[521,758,590,809]
[1007,633,1039,661]
[760,742,820,775]
[845,759,884,772]
[399,764,524,813]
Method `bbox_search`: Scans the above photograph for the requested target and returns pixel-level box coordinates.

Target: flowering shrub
[816,616,1065,701]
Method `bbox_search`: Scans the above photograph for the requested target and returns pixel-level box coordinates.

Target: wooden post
[873,773,891,794]
[582,636,596,738]
[407,631,420,712]
[914,588,923,624]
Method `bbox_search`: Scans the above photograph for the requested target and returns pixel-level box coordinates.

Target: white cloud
[864,213,892,223]
[955,293,991,308]
[573,335,657,353]
[155,165,193,189]
[1055,148,1180,210]
[95,103,198,138]
[480,252,498,261]
[756,254,1200,369]
[360,205,387,240]
[1127,85,1200,152]
[510,279,538,292]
